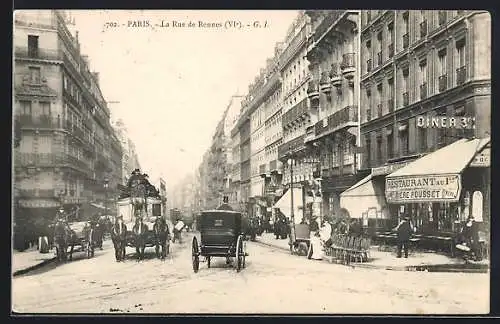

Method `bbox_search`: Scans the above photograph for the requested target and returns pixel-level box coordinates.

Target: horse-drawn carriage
[191,209,248,273]
[53,219,97,262]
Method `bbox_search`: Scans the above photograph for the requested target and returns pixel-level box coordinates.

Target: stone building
[13,10,123,249]
[111,118,141,185]
[346,10,491,238]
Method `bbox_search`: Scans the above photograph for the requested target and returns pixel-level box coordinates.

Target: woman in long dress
[308,217,324,260]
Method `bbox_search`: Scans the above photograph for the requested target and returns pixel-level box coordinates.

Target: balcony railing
[315,105,358,137]
[420,20,428,38]
[376,52,382,66]
[388,43,394,58]
[438,11,447,26]
[402,33,409,49]
[18,188,58,198]
[366,59,372,73]
[278,134,305,159]
[17,114,65,129]
[456,66,466,85]
[313,10,346,42]
[420,82,428,100]
[402,92,409,106]
[387,99,394,112]
[438,74,448,92]
[377,103,383,118]
[341,53,356,70]
[14,46,62,61]
[73,126,85,141]
[282,98,309,126]
[14,152,59,166]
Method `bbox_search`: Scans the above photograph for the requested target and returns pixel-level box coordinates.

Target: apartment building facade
[357,10,491,234]
[13,10,123,249]
[303,10,363,221]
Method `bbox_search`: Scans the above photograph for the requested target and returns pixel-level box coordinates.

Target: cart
[191,210,247,273]
[290,223,311,256]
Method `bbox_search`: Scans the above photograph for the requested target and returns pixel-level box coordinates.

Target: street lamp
[287,157,296,247]
[103,178,109,219]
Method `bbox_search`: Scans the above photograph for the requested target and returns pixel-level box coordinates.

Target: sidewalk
[255,233,489,273]
[12,247,56,276]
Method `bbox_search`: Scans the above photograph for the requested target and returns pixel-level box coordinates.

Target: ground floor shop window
[408,202,460,234]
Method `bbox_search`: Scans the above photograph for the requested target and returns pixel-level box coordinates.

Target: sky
[69,10,298,189]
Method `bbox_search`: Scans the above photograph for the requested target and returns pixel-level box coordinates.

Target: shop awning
[387,138,490,179]
[385,137,490,204]
[340,174,388,219]
[273,188,312,224]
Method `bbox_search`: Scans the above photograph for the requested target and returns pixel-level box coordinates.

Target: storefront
[385,138,490,240]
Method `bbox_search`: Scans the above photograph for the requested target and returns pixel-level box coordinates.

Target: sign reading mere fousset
[385,174,461,203]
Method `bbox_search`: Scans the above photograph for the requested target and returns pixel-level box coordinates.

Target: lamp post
[288,157,296,247]
[103,178,109,219]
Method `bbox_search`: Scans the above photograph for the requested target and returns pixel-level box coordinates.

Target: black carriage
[191,210,247,273]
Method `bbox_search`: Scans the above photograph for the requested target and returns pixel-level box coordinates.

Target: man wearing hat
[394,214,414,258]
[111,215,128,262]
[132,216,148,261]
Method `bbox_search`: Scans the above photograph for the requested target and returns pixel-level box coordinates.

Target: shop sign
[372,161,411,176]
[470,147,490,167]
[385,174,461,203]
[18,199,60,208]
[416,115,475,129]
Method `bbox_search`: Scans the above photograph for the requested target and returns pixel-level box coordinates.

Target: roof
[387,137,490,179]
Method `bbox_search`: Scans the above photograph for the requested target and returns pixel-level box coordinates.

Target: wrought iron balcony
[387,99,394,113]
[73,126,85,141]
[14,46,62,61]
[14,152,59,166]
[17,114,65,129]
[420,82,428,100]
[438,74,448,92]
[420,20,428,38]
[376,52,382,66]
[366,59,372,73]
[438,11,447,26]
[315,105,358,137]
[402,33,409,49]
[456,66,466,85]
[402,92,409,107]
[278,134,306,159]
[388,43,394,58]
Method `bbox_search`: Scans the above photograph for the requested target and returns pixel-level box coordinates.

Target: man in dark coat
[217,196,234,211]
[111,215,127,262]
[395,215,413,258]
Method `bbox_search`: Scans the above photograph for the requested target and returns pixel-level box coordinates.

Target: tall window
[365,138,371,168]
[376,136,383,165]
[332,144,339,167]
[29,67,41,84]
[403,12,409,33]
[28,35,39,57]
[438,49,447,76]
[402,68,409,92]
[366,89,372,121]
[419,59,428,99]
[387,130,394,159]
[387,78,394,111]
[419,127,427,152]
[399,126,409,156]
[388,22,394,44]
[344,141,353,165]
[20,101,32,115]
[40,102,51,116]
[456,38,466,85]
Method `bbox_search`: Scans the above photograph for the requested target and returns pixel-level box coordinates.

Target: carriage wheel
[242,241,246,268]
[192,236,199,273]
[207,256,211,268]
[235,235,244,272]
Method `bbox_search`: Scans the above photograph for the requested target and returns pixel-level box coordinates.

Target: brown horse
[53,220,71,262]
[153,217,170,260]
[111,220,127,262]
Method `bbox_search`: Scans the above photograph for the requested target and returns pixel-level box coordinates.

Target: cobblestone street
[12,234,489,314]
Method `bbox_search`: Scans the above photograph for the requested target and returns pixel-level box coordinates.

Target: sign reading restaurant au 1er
[385,174,462,204]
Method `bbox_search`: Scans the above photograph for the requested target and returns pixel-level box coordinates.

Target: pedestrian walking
[394,215,414,258]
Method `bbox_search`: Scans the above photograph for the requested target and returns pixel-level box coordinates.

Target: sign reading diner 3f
[385,174,462,203]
